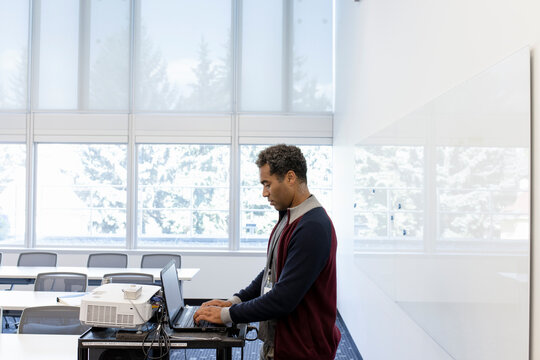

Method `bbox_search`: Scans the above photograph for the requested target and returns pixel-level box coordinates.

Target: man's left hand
[193,305,224,325]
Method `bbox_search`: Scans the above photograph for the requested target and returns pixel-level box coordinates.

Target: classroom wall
[333,0,539,359]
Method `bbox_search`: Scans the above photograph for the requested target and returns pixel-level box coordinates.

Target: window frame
[0,0,334,251]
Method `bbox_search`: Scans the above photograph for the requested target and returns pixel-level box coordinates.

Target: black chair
[141,253,181,269]
[34,272,87,292]
[87,253,127,268]
[18,306,90,335]
[102,272,154,285]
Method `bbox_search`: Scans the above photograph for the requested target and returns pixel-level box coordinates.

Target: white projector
[79,283,161,329]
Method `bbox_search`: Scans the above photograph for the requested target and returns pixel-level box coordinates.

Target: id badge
[264,283,272,294]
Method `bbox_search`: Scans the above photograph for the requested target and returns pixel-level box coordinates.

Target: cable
[245,325,259,341]
[142,304,171,360]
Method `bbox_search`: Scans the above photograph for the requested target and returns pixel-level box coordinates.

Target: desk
[0,333,79,360]
[0,290,75,311]
[0,266,199,286]
[78,325,247,360]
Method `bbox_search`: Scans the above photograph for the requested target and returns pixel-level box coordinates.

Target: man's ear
[286,170,296,184]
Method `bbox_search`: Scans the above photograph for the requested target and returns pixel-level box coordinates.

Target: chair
[87,253,127,268]
[102,272,154,285]
[141,253,181,269]
[17,252,57,266]
[6,252,57,290]
[34,272,87,292]
[18,305,90,335]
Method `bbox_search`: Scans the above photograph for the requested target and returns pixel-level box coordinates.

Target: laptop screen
[160,260,184,322]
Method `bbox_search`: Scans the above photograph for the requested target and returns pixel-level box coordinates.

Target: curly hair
[256,144,307,183]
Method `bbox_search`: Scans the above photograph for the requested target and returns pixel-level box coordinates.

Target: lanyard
[267,214,288,282]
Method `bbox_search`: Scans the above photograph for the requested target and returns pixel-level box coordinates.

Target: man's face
[259,164,294,211]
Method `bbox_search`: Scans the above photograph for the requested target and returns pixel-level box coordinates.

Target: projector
[79,283,160,329]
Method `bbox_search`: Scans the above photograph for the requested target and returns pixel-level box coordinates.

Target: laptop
[160,260,228,332]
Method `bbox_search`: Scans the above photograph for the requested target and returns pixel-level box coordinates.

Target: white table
[0,291,77,311]
[0,333,79,360]
[0,266,199,286]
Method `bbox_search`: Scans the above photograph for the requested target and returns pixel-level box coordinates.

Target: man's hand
[200,299,232,308]
[193,306,224,325]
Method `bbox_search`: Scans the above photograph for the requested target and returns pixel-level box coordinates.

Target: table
[0,266,199,286]
[78,324,247,360]
[0,290,75,311]
[0,333,79,360]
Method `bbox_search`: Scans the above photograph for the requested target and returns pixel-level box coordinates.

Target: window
[35,144,127,247]
[36,0,130,110]
[135,0,232,111]
[0,1,334,250]
[354,145,424,251]
[291,0,333,112]
[353,145,530,252]
[240,0,333,113]
[36,0,79,109]
[0,0,29,110]
[0,144,26,245]
[240,0,283,111]
[240,144,332,248]
[137,144,230,248]
[437,146,529,247]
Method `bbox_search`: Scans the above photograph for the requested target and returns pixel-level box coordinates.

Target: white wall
[334,0,539,359]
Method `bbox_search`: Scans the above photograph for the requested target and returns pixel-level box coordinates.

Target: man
[194,144,341,360]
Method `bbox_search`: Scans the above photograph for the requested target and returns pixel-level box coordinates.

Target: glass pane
[239,144,333,248]
[438,213,491,240]
[0,144,26,245]
[390,189,423,210]
[355,146,424,188]
[0,0,29,110]
[241,209,275,248]
[438,190,490,212]
[390,212,423,239]
[135,0,232,111]
[37,0,80,109]
[491,215,529,241]
[354,188,387,211]
[137,144,230,248]
[437,147,529,243]
[354,212,387,238]
[88,0,130,110]
[292,0,333,112]
[240,0,283,111]
[354,145,424,248]
[35,144,127,246]
[491,191,528,213]
[436,147,529,190]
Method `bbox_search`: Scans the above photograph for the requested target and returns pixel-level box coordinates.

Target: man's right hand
[200,299,233,308]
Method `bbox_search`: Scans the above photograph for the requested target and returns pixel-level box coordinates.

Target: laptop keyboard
[178,306,212,328]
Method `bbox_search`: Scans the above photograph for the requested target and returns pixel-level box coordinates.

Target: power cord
[142,304,171,360]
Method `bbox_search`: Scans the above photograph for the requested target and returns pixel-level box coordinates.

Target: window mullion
[26,0,38,248]
[229,0,241,250]
[78,0,91,110]
[282,0,292,112]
